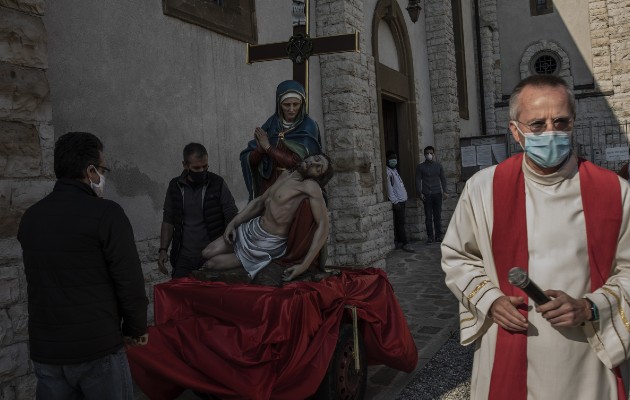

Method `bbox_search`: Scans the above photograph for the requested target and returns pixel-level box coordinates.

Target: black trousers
[392,202,407,244]
[423,193,443,239]
[172,254,206,278]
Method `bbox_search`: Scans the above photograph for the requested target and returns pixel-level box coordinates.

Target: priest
[442,75,630,399]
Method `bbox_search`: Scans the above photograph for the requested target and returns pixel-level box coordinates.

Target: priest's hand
[536,290,590,327]
[490,296,528,331]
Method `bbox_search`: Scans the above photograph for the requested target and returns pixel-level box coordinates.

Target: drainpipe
[474,0,487,134]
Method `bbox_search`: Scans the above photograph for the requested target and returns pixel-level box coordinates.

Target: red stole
[489,153,623,400]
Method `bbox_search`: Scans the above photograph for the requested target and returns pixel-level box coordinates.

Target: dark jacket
[163,171,238,266]
[17,179,148,364]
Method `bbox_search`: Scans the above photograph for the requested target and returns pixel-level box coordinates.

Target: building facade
[0,0,628,396]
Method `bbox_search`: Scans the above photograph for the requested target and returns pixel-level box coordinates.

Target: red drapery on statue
[128,268,417,400]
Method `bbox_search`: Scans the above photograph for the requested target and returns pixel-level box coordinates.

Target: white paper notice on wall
[461,146,477,167]
[476,145,493,165]
[491,144,507,163]
[606,146,630,162]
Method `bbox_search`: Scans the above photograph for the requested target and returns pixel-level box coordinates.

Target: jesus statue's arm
[282,182,329,282]
[223,194,267,244]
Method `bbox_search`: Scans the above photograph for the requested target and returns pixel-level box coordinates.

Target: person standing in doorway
[158,143,238,278]
[415,146,448,243]
[386,150,408,249]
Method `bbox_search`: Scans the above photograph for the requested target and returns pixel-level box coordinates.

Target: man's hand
[442,192,448,200]
[282,263,309,282]
[420,194,426,202]
[158,251,169,275]
[123,333,149,349]
[536,290,591,327]
[490,296,528,331]
[254,127,270,151]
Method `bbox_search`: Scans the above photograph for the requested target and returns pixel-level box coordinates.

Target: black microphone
[508,267,551,305]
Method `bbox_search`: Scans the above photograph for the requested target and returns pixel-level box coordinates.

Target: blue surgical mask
[387,159,398,168]
[516,126,572,168]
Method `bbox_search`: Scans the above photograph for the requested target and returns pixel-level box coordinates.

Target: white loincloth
[234,216,287,278]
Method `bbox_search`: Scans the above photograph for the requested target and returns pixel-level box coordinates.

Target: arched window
[519,41,573,87]
[530,51,561,75]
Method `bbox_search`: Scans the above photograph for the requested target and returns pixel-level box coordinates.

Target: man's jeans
[423,193,443,239]
[33,347,133,400]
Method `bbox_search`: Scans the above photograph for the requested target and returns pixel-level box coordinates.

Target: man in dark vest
[158,143,238,278]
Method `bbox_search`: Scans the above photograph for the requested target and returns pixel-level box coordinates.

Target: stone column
[596,0,630,120]
[477,0,502,135]
[423,0,461,227]
[315,0,391,268]
[0,1,53,397]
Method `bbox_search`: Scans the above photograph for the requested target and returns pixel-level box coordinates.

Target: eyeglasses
[95,165,111,174]
[514,117,573,134]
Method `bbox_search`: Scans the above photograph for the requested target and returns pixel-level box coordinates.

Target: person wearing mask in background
[18,131,148,399]
[386,150,408,249]
[158,143,238,278]
[415,146,448,244]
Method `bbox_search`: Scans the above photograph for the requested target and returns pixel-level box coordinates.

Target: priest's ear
[509,121,523,147]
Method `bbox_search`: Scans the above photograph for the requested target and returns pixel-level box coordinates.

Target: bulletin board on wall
[459,134,508,181]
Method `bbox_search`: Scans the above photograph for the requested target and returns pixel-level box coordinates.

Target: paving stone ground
[364,241,469,400]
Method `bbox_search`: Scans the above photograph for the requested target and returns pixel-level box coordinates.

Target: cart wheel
[314,322,367,399]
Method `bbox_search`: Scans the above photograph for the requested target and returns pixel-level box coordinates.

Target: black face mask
[188,170,207,184]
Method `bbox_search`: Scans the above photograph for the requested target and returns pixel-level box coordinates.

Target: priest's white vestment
[442,154,630,399]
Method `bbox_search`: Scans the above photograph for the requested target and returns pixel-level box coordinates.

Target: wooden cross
[246,0,359,100]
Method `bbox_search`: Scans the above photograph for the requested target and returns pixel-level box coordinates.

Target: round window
[530,51,560,75]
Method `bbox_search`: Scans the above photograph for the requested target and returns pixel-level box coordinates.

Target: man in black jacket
[158,143,238,278]
[17,132,148,399]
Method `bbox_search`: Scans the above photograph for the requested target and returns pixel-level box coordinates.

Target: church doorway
[372,0,419,196]
[382,98,400,157]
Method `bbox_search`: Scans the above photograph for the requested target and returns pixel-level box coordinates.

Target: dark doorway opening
[382,99,400,157]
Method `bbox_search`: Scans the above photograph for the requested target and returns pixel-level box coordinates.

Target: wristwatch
[585,298,599,321]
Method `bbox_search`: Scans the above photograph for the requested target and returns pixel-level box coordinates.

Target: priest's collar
[522,153,578,186]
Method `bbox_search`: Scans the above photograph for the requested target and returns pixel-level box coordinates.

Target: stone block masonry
[316,0,395,268]
[0,1,54,396]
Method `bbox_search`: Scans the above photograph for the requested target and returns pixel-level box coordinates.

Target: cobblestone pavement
[365,241,467,400]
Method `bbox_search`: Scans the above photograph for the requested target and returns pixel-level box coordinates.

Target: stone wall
[0,1,51,397]
[422,0,461,231]
[316,0,390,268]
[0,2,169,396]
[484,0,630,151]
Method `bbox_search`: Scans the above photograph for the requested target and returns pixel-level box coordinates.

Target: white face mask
[89,167,106,197]
[426,153,434,161]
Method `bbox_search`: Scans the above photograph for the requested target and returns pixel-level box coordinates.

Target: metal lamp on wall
[406,0,422,23]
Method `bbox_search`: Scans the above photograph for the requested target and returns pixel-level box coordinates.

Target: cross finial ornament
[246,0,359,100]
